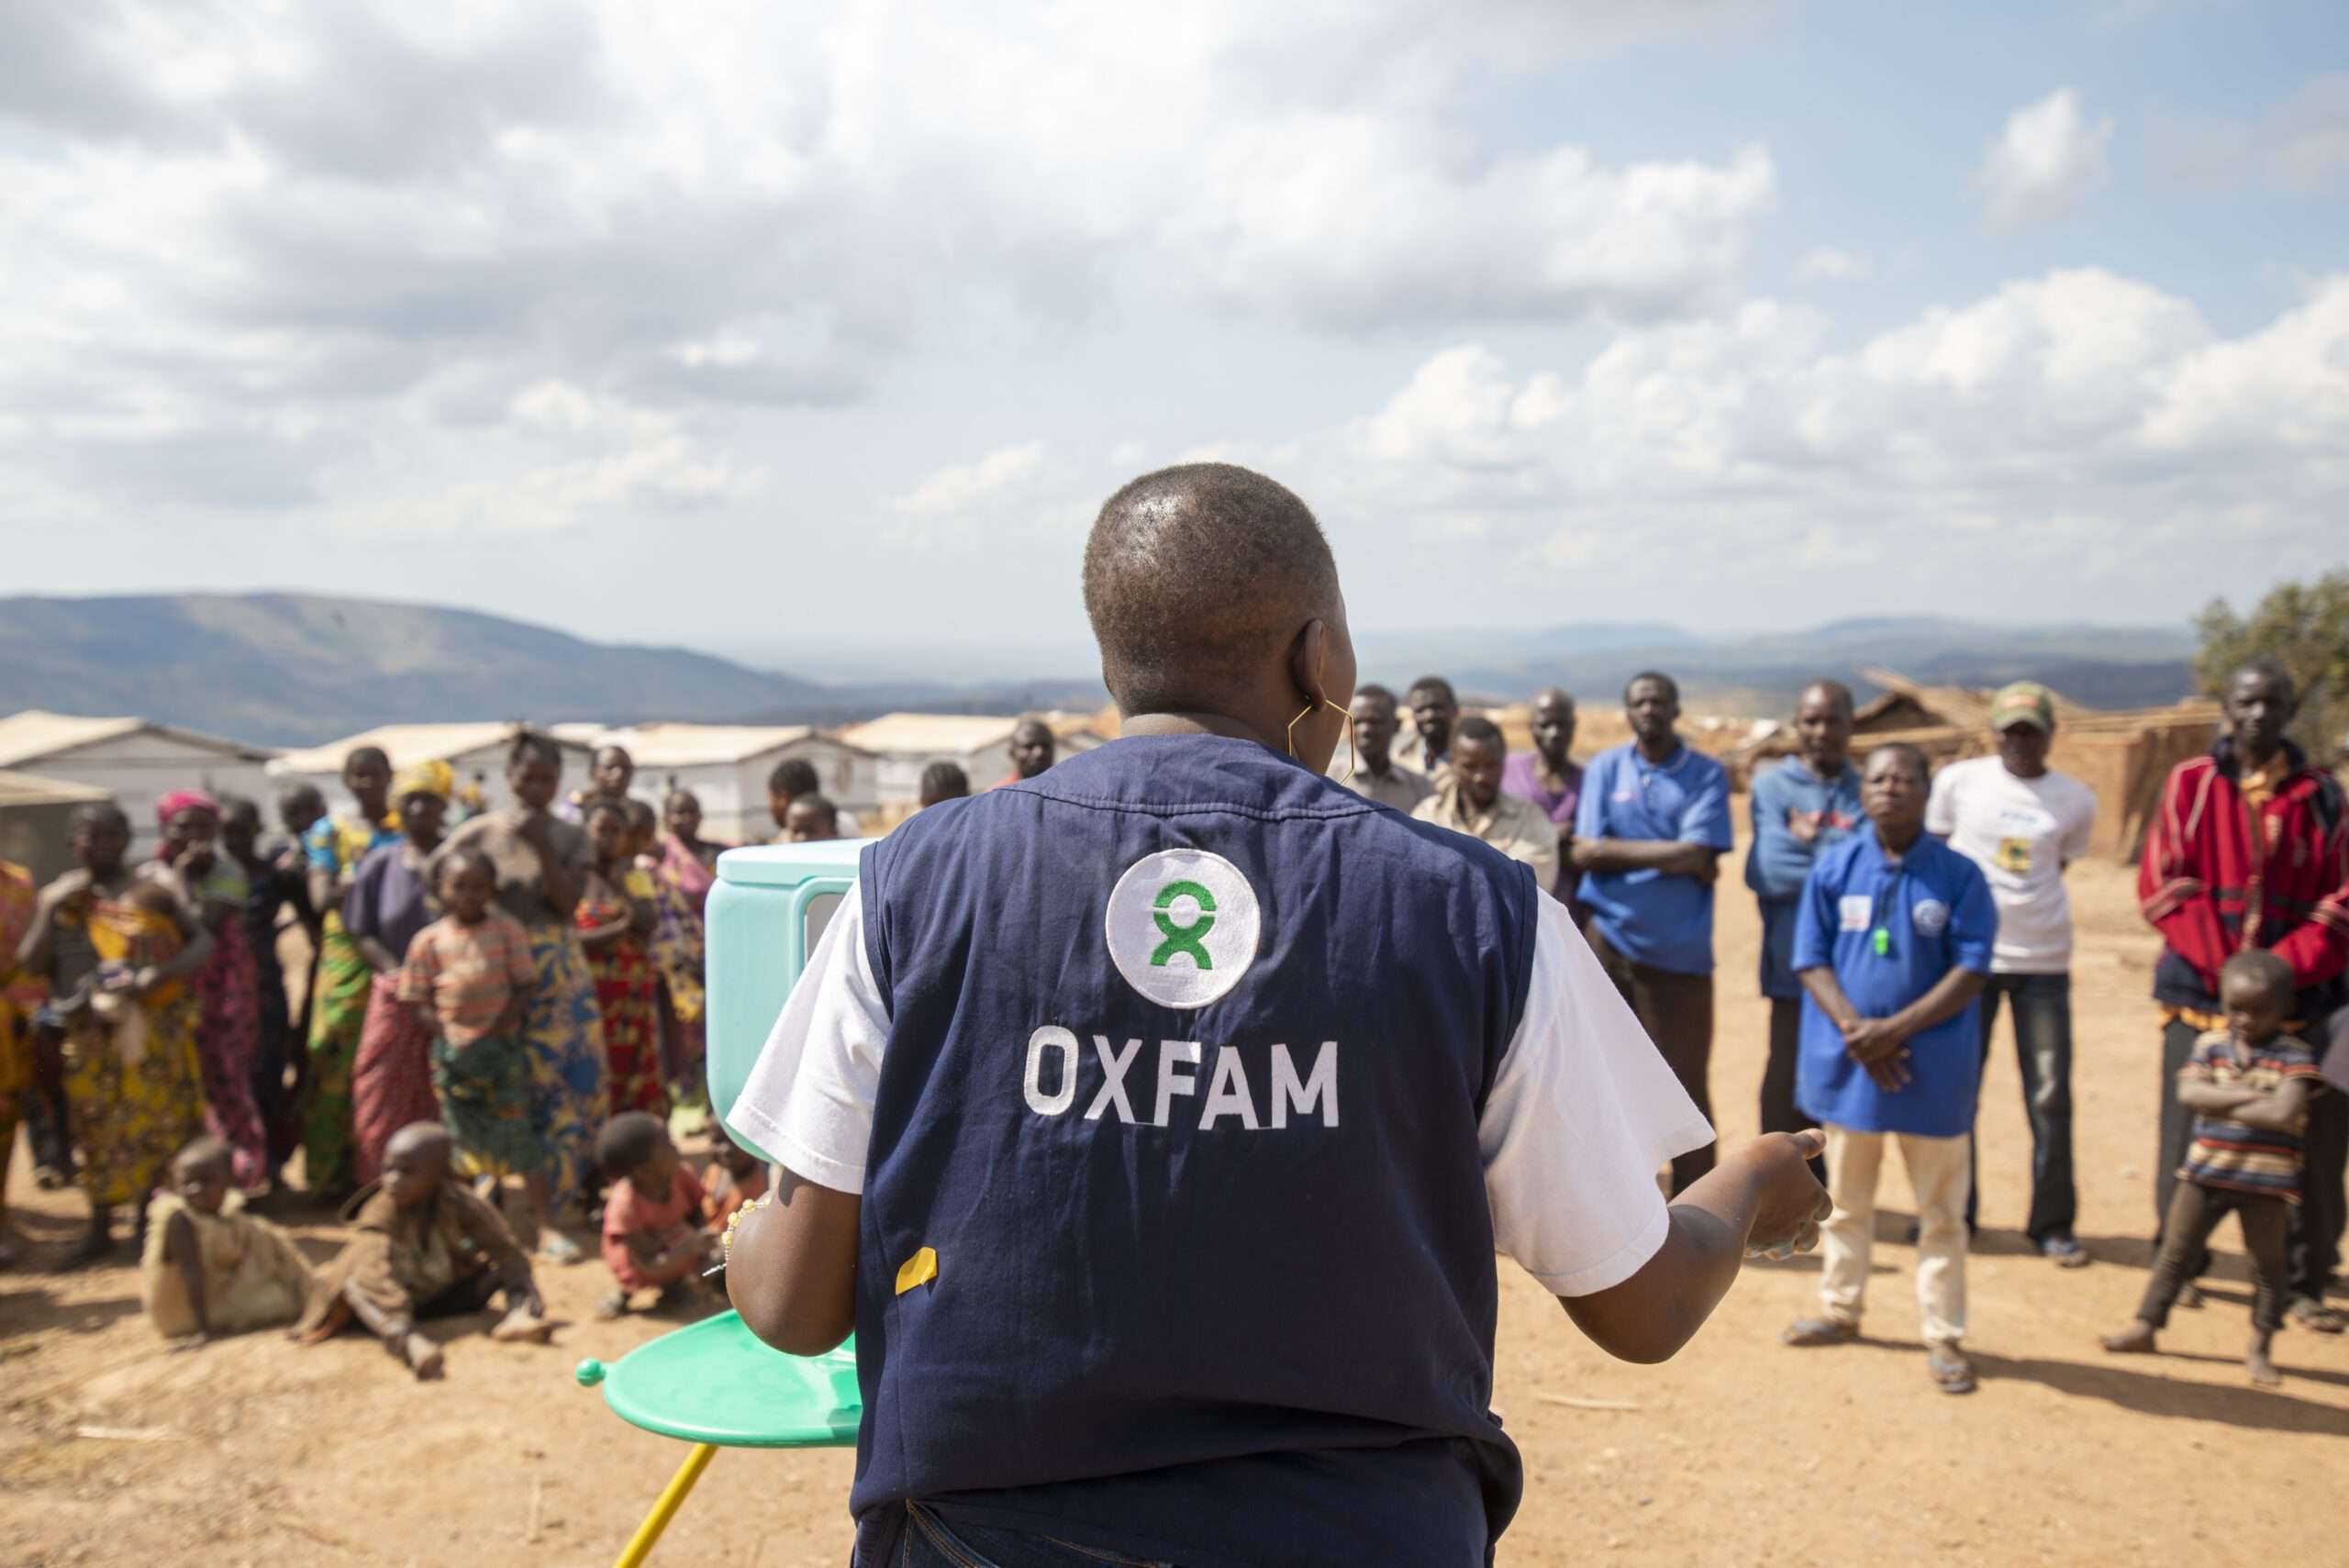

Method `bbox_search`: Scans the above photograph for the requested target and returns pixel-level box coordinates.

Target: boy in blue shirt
[1572,672,1735,1194]
[1780,743,1995,1395]
[1744,681,1862,1168]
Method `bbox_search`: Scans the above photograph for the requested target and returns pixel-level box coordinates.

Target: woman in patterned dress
[435,730,605,1262]
[17,804,213,1263]
[156,792,271,1193]
[300,747,399,1199]
[577,800,664,1119]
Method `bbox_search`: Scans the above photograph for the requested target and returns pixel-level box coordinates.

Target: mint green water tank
[705,839,867,1162]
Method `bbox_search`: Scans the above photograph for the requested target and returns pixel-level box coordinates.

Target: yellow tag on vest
[895,1246,939,1296]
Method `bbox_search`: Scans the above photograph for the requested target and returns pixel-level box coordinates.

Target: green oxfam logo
[1150,879,1218,969]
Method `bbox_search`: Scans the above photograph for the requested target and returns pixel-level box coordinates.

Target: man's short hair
[2229,655,2297,703]
[596,1111,666,1178]
[1453,715,1505,751]
[1625,671,1680,704]
[1408,676,1457,706]
[919,762,970,801]
[1353,683,1397,708]
[769,758,820,797]
[1865,741,1930,784]
[71,802,128,835]
[791,793,840,826]
[1799,680,1855,717]
[2220,949,2294,998]
[1083,464,1339,715]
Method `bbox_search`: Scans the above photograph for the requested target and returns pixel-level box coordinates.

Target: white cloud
[1796,245,1873,282]
[0,0,1781,540]
[1979,88,2114,229]
[892,442,1050,517]
[1115,270,2349,618]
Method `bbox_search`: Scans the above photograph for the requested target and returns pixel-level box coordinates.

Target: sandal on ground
[1928,1344,1976,1395]
[2287,1296,2347,1334]
[539,1232,585,1266]
[33,1163,67,1191]
[1780,1318,1858,1348]
[2041,1236,2090,1269]
[593,1289,630,1321]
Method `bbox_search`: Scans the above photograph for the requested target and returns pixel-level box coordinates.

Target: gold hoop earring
[1287,697,1357,784]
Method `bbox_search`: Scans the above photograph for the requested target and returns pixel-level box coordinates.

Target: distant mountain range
[0,594,1106,746]
[0,594,2198,748]
[1357,617,2199,714]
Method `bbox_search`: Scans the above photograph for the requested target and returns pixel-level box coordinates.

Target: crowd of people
[0,719,1066,1370]
[0,643,2339,1398]
[1341,660,2348,1392]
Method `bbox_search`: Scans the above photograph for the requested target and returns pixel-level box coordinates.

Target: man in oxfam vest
[726,463,1831,1568]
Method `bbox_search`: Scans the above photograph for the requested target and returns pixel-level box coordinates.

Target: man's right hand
[1738,1130,1832,1260]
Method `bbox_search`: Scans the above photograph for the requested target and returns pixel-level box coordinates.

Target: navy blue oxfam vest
[850,734,1541,1568]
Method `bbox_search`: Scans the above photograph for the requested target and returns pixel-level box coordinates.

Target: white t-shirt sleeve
[1924,766,1961,837]
[1480,895,1717,1297]
[728,881,888,1195]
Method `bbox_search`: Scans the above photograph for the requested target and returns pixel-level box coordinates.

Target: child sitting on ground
[2102,950,2321,1387]
[702,1134,768,1230]
[141,1136,313,1346]
[294,1121,553,1378]
[596,1110,718,1318]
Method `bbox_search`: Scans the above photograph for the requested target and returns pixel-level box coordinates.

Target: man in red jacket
[2140,658,2349,1331]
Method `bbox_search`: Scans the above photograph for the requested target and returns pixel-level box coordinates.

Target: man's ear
[1288,619,1330,707]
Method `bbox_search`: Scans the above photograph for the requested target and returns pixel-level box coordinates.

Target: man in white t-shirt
[1925,682,2098,1266]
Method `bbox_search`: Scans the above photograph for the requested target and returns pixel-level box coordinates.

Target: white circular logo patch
[1911,898,1950,936]
[1105,849,1262,1010]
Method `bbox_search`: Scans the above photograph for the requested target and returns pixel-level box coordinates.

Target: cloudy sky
[4,1,2344,678]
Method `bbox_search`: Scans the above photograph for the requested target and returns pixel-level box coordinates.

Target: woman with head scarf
[345,762,452,1185]
[17,804,213,1262]
[156,790,270,1194]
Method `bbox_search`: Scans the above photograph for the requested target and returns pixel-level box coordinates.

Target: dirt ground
[5,822,2346,1568]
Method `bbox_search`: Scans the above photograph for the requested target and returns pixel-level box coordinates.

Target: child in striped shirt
[2103,951,2321,1386]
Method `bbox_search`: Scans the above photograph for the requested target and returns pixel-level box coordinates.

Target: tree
[2194,570,2349,761]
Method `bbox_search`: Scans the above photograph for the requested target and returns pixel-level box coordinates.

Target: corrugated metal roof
[836,712,1020,756]
[0,709,274,767]
[0,767,113,806]
[584,724,840,767]
[266,722,592,777]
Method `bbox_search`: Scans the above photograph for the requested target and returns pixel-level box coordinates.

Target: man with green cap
[1926,682,2098,1265]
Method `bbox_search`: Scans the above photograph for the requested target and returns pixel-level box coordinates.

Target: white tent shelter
[0,710,276,856]
[578,724,877,846]
[838,713,1107,813]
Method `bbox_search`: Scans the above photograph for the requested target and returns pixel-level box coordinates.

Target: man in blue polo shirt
[1781,742,1994,1396]
[1572,671,1735,1194]
[723,464,1830,1567]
